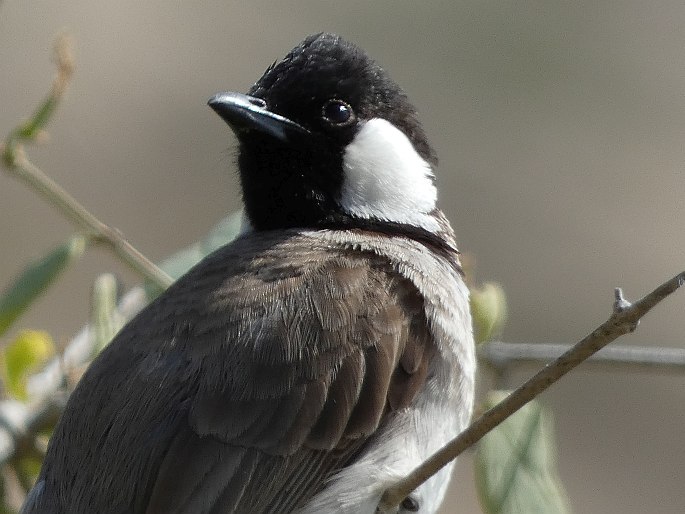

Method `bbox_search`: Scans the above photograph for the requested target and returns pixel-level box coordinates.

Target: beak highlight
[208,92,310,142]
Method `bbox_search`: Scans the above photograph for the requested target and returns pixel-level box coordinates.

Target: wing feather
[31,232,437,514]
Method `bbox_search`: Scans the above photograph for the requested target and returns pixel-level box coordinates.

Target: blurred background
[1,1,684,512]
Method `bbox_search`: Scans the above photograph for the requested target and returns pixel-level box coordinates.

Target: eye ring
[321,99,356,127]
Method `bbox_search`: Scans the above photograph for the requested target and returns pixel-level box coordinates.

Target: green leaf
[18,95,59,140]
[3,97,60,168]
[0,235,88,336]
[475,391,572,514]
[470,282,508,344]
[1,329,56,400]
[89,273,125,355]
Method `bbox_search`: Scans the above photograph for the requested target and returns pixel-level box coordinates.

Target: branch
[1,35,172,291]
[378,272,685,511]
[480,341,685,374]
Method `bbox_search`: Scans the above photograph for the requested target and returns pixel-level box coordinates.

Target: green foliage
[17,95,59,141]
[89,273,124,355]
[476,391,571,514]
[3,88,53,164]
[2,35,71,169]
[0,235,87,337]
[1,330,56,401]
[471,282,508,344]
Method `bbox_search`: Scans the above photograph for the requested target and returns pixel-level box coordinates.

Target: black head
[209,33,440,234]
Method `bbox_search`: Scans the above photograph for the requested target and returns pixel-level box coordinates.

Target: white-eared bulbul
[22,33,475,514]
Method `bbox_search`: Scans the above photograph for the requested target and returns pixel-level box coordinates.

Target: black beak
[208,92,310,142]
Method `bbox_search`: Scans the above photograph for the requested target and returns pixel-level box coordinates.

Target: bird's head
[210,33,442,237]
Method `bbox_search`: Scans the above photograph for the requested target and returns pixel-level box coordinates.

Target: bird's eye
[322,99,356,126]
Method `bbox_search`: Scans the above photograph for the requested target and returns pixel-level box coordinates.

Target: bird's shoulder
[159,229,436,439]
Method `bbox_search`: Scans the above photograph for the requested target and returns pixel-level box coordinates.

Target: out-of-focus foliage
[89,273,124,355]
[144,211,243,299]
[0,236,87,337]
[476,391,571,514]
[1,330,55,401]
[159,211,243,279]
[471,282,508,344]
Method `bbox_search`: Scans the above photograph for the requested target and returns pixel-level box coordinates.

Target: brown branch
[378,272,685,511]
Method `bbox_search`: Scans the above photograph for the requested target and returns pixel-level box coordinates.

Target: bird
[21,33,475,514]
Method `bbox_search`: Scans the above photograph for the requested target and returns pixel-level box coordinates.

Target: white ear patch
[340,118,439,232]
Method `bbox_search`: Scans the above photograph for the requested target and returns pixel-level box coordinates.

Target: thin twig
[1,35,172,291]
[480,341,685,374]
[378,272,685,511]
[8,149,172,290]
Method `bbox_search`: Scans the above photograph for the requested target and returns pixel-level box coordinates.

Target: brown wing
[145,233,435,513]
[32,232,435,514]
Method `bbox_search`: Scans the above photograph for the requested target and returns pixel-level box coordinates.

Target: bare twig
[6,151,172,290]
[480,341,685,374]
[1,35,172,291]
[378,272,685,511]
